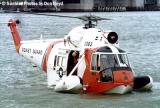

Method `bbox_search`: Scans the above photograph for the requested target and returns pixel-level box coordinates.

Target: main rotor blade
[2,10,112,21]
[30,13,80,19]
[29,13,111,21]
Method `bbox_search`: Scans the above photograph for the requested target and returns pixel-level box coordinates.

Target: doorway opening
[67,50,79,76]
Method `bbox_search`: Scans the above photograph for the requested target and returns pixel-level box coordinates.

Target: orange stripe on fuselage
[8,19,21,53]
[42,41,62,72]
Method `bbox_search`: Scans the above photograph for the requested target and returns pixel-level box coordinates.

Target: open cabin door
[66,50,79,76]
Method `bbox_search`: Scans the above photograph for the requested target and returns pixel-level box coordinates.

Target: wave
[152,82,160,90]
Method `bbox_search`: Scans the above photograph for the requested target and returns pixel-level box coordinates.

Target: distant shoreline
[1,8,160,13]
[1,9,160,13]
[1,5,160,13]
[1,1,160,13]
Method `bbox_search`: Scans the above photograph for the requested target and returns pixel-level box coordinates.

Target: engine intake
[107,32,118,44]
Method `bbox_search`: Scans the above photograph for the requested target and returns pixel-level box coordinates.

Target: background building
[61,0,160,11]
[0,0,160,12]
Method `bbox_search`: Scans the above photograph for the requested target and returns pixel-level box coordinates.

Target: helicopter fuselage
[8,19,153,94]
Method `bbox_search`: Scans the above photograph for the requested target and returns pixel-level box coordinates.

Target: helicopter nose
[113,70,134,86]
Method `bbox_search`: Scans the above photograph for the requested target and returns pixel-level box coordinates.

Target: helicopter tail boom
[8,19,21,53]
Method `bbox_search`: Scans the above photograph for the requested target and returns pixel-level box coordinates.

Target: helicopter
[8,14,153,94]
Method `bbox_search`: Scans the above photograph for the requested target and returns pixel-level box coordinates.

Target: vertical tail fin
[8,19,21,53]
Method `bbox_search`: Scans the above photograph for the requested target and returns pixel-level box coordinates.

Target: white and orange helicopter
[7,14,153,94]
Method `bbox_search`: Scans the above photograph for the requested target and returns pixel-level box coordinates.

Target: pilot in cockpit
[100,71,112,82]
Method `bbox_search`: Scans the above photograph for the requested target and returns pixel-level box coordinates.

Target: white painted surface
[54,76,82,93]
[107,85,132,94]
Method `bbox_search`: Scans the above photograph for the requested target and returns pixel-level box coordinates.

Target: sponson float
[8,15,153,94]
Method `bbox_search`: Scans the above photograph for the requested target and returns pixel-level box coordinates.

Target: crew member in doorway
[72,51,79,75]
[72,51,79,64]
[67,51,79,76]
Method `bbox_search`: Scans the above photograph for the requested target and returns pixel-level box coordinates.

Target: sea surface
[0,12,160,108]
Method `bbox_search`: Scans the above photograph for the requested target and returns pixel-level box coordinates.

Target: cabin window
[54,56,57,67]
[62,57,66,66]
[56,56,66,67]
[57,56,60,66]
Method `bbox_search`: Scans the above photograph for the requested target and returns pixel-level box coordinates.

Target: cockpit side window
[118,54,130,67]
[118,54,125,64]
[91,54,100,71]
[100,54,115,82]
[100,54,109,70]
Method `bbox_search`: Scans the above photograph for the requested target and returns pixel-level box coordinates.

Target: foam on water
[153,82,160,90]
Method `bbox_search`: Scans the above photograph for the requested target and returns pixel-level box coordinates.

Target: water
[0,12,160,108]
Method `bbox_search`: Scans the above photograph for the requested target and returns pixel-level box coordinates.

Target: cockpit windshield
[100,54,118,70]
[91,53,130,72]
